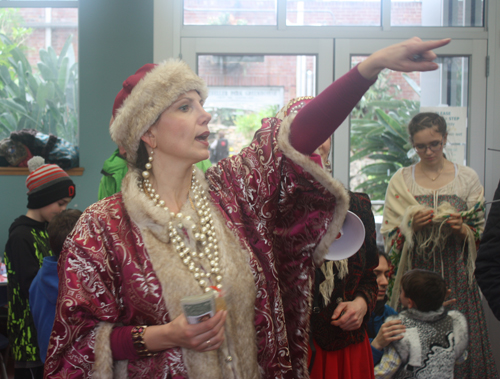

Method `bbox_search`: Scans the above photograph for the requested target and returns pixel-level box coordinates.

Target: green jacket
[98,149,128,200]
[98,149,213,200]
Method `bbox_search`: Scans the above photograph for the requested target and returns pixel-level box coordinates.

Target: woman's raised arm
[290,37,451,155]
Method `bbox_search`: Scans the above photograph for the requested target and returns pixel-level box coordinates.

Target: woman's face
[143,90,212,165]
[412,126,446,165]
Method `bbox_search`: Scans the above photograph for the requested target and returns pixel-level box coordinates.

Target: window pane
[286,0,381,26]
[184,0,277,25]
[349,55,469,201]
[198,55,316,159]
[0,8,79,149]
[391,0,484,27]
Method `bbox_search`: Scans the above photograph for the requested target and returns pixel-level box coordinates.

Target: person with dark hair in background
[29,208,83,363]
[368,252,403,366]
[381,112,497,378]
[374,269,468,379]
[307,135,378,379]
[475,178,500,321]
[3,156,76,379]
[210,130,229,163]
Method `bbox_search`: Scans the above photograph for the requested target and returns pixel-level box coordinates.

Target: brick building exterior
[18,8,78,68]
[15,3,445,104]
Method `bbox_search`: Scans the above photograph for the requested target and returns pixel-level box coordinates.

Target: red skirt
[307,332,375,379]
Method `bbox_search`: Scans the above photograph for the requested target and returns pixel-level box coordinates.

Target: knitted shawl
[381,169,484,308]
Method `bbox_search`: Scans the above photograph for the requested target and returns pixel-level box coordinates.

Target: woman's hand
[144,311,227,353]
[330,296,368,331]
[447,213,467,238]
[358,37,451,80]
[371,319,406,351]
[412,209,434,232]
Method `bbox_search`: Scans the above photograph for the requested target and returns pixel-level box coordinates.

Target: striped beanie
[26,156,76,209]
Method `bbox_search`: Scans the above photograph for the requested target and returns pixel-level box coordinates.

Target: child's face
[39,197,72,223]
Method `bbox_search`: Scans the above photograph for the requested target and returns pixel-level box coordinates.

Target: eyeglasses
[414,140,444,153]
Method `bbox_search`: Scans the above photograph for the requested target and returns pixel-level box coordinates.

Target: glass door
[333,38,487,191]
[181,37,334,157]
[333,38,486,245]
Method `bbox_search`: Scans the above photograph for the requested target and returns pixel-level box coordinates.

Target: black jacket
[4,215,51,363]
[475,179,500,320]
[310,192,378,351]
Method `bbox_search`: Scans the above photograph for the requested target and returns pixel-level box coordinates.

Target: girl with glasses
[381,112,497,379]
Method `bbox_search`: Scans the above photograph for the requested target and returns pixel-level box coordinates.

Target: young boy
[29,208,82,363]
[374,269,468,379]
[4,156,76,379]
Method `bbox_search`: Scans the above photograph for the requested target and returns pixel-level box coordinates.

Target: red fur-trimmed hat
[26,156,76,209]
[110,59,208,164]
[112,63,157,119]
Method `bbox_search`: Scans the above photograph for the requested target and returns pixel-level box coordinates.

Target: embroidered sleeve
[207,114,349,377]
[44,209,124,378]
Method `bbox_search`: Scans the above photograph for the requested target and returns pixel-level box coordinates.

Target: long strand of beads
[141,159,222,292]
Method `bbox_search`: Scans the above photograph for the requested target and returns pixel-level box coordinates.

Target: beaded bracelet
[131,325,157,358]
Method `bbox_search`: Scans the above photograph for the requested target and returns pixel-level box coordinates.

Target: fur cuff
[277,114,349,266]
[93,322,124,379]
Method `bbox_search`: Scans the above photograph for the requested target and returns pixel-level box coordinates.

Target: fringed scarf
[381,169,484,309]
[319,260,349,306]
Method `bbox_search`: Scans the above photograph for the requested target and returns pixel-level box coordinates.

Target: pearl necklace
[139,151,222,292]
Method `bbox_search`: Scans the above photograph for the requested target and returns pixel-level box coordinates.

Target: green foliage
[0,9,32,80]
[234,105,279,141]
[207,107,239,127]
[350,70,419,200]
[0,9,32,47]
[0,34,78,145]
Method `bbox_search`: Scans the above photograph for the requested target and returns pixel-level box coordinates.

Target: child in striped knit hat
[3,156,75,379]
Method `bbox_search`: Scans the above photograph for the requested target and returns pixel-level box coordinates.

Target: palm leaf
[403,73,421,96]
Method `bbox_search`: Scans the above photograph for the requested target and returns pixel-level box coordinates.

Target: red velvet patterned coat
[44,115,349,379]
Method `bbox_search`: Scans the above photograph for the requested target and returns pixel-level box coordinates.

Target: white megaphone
[325,211,365,261]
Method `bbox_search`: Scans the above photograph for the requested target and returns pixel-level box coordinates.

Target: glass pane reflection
[349,55,470,201]
[286,0,381,26]
[391,0,483,27]
[198,55,316,160]
[184,0,277,25]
